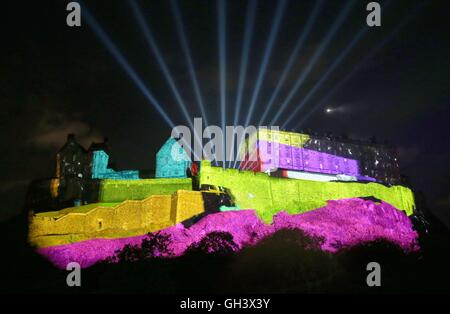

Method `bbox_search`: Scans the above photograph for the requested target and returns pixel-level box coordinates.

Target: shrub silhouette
[186,231,238,255]
[223,228,339,293]
[109,232,173,263]
[140,231,174,258]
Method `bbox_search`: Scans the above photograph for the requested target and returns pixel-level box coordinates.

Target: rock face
[37,198,419,269]
[271,198,419,253]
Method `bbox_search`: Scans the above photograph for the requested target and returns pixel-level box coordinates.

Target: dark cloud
[28,111,103,149]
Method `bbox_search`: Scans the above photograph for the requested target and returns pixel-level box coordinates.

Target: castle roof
[58,134,86,154]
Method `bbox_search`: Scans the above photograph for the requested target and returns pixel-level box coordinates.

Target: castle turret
[56,134,89,179]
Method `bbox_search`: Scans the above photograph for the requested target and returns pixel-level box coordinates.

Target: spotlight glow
[171,0,215,162]
[218,0,226,167]
[82,4,174,128]
[129,0,202,160]
[170,0,210,128]
[258,0,324,126]
[294,1,424,129]
[129,0,193,129]
[228,0,257,168]
[83,2,198,161]
[282,25,367,128]
[244,0,288,127]
[282,0,396,129]
[270,0,357,127]
[233,0,287,169]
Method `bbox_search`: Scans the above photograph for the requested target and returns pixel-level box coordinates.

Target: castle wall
[91,150,140,180]
[199,161,415,223]
[170,190,204,223]
[29,190,205,248]
[98,178,192,202]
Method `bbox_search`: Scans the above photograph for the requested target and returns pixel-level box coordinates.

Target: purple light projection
[37,198,419,269]
[243,140,373,179]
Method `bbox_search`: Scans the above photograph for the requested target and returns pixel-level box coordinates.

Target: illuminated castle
[27,129,417,266]
[155,137,193,178]
[239,128,400,185]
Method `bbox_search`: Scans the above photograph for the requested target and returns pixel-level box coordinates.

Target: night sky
[1,0,449,225]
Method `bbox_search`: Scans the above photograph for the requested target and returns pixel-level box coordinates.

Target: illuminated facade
[155,137,192,178]
[91,150,139,180]
[27,132,417,269]
[240,128,399,185]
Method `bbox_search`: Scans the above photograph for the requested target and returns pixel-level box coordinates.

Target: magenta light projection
[37,198,419,269]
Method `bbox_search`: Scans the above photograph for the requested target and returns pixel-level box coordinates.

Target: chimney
[67,133,76,142]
